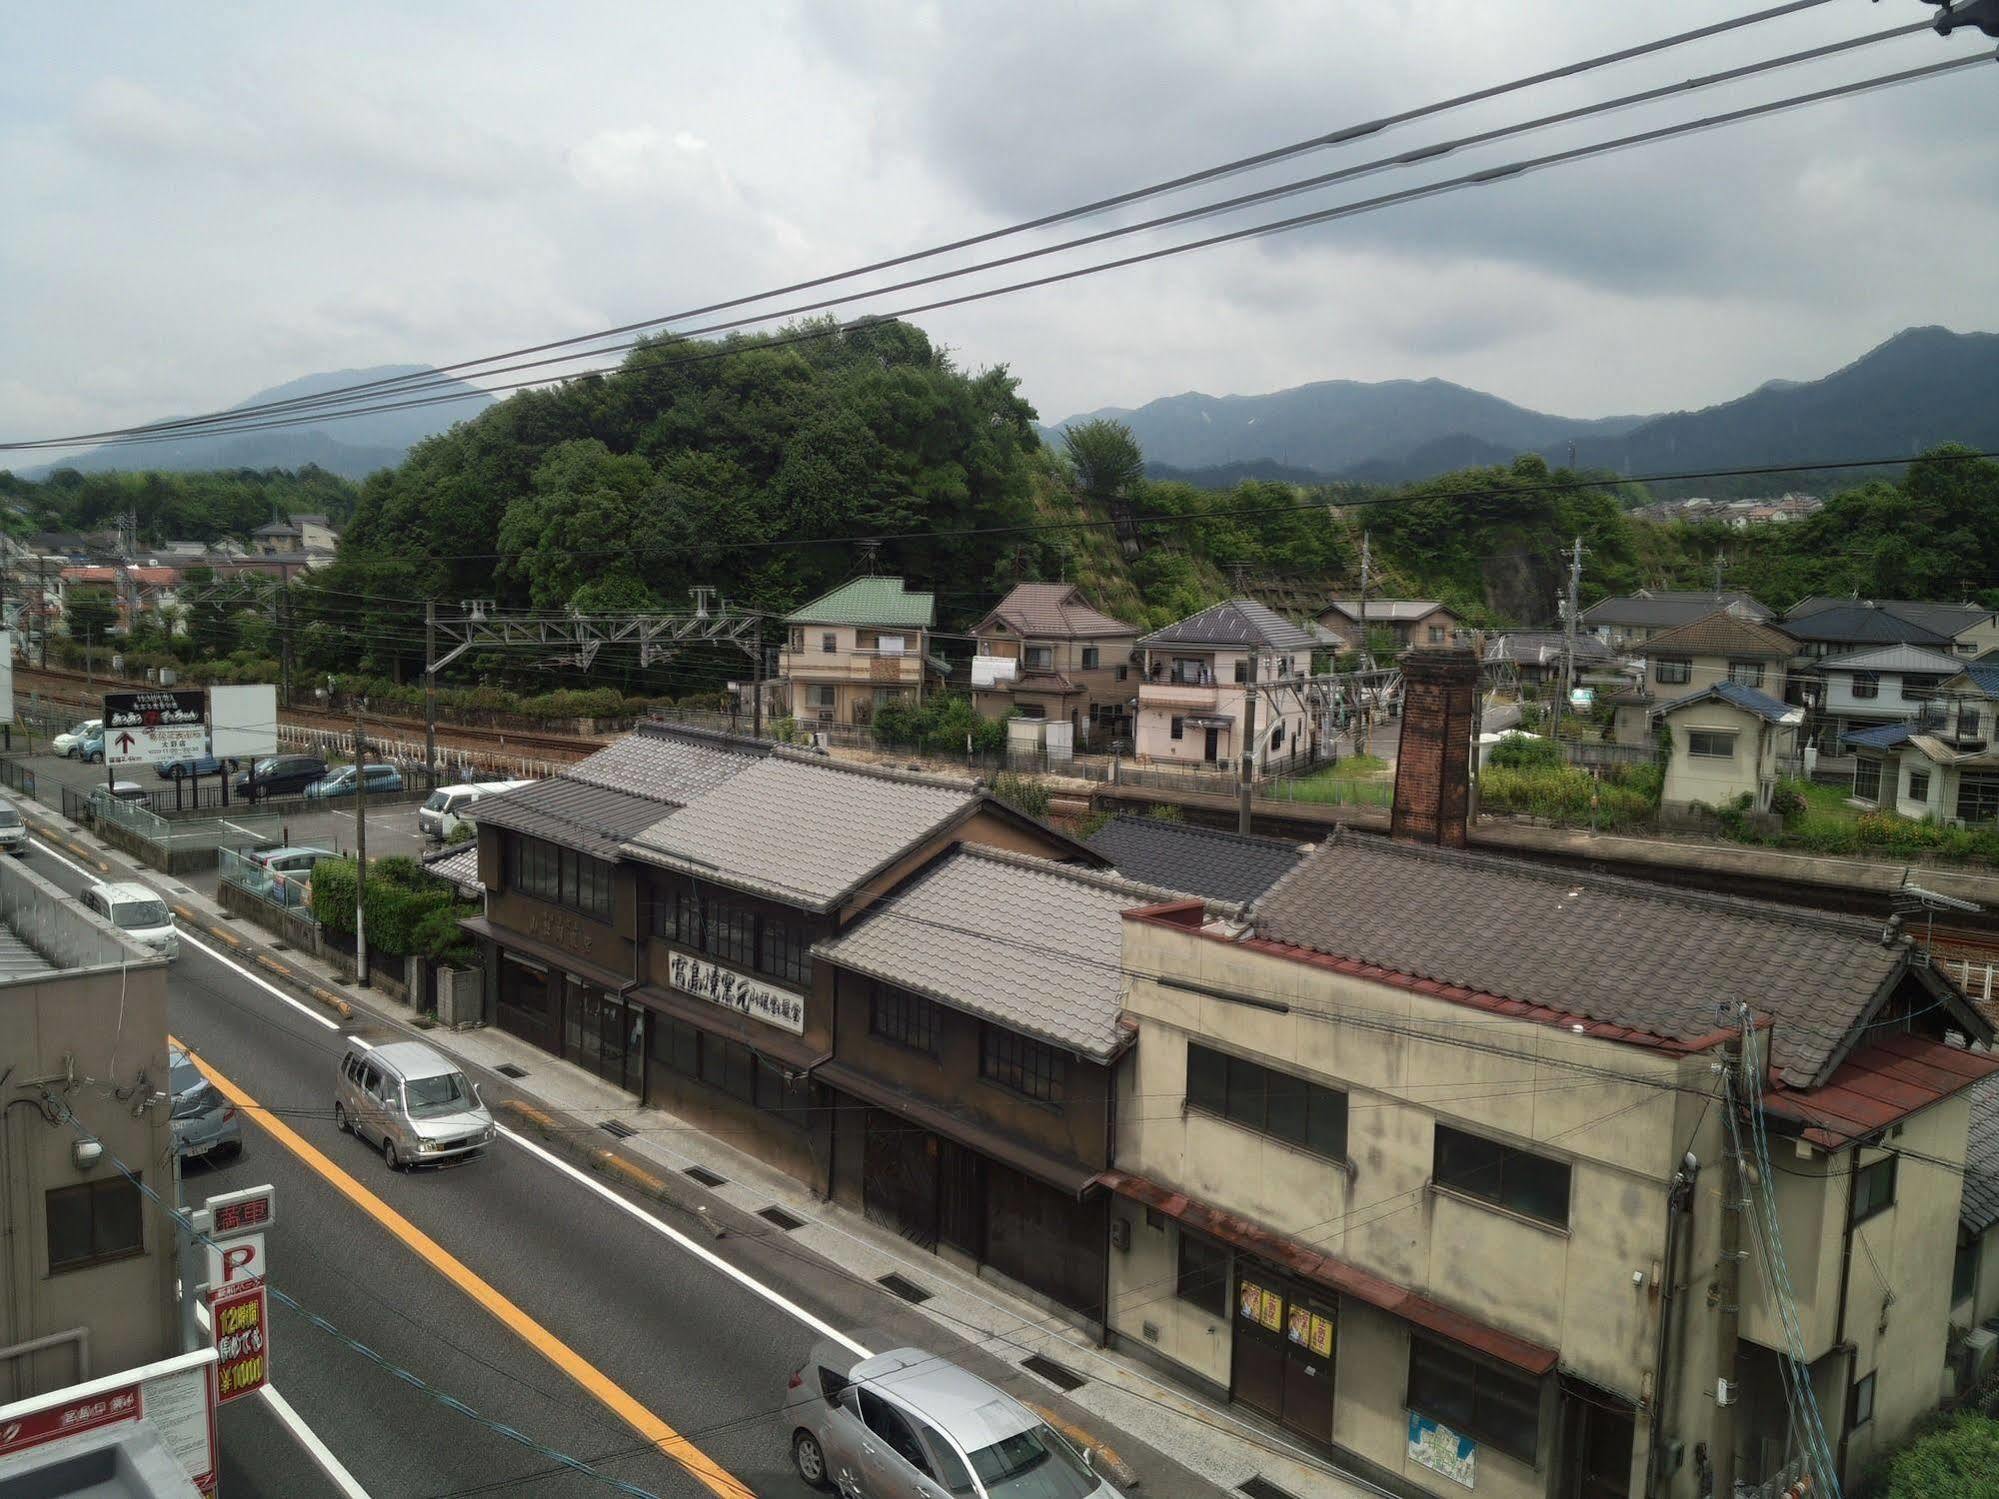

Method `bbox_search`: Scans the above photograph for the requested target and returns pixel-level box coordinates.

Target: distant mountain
[1042,326,1999,489]
[1145,457,1334,488]
[24,366,493,481]
[1043,379,1649,482]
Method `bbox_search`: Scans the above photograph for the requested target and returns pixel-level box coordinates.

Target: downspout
[1832,1147,1860,1483]
[1646,1154,1697,1499]
[1099,1050,1119,1350]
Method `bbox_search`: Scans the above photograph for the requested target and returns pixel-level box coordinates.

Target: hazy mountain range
[1046,326,1999,487]
[24,366,493,481]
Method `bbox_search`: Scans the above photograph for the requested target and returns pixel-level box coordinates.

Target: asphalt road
[23,825,1233,1499]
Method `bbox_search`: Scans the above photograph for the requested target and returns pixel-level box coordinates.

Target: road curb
[1025,1402,1142,1490]
[166,900,355,1021]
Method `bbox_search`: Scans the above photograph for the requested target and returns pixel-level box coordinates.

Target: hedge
[309,856,476,963]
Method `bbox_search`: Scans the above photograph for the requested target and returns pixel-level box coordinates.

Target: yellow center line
[171,1035,754,1499]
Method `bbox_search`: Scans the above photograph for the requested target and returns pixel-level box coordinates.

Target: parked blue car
[155,754,240,781]
[304,764,404,799]
[80,730,105,764]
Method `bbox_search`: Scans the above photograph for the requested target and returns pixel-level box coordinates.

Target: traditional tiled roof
[1321,599,1454,624]
[422,843,481,897]
[1247,831,1977,1088]
[977,583,1135,640]
[1964,1073,1999,1235]
[815,846,1188,1058]
[784,577,935,628]
[623,752,982,910]
[1634,610,1797,660]
[1817,644,1968,676]
[1140,598,1315,652]
[1652,681,1801,725]
[1781,603,1955,648]
[1087,816,1306,905]
[1787,596,1991,637]
[1581,591,1772,629]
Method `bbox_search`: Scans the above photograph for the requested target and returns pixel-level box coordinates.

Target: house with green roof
[779,577,948,731]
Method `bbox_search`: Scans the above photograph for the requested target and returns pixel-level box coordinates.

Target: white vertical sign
[210,684,278,760]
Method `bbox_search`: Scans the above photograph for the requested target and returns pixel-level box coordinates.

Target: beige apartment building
[969,582,1139,747]
[777,576,947,733]
[1134,599,1316,771]
[1103,648,1995,1499]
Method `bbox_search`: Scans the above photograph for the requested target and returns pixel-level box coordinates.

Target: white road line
[195,1301,373,1497]
[28,837,339,1032]
[497,1125,871,1360]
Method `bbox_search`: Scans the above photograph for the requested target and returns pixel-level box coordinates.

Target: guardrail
[218,847,313,910]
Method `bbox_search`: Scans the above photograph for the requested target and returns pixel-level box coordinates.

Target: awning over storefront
[630,981,828,1074]
[819,1060,1100,1198]
[462,916,632,995]
[1099,1169,1560,1375]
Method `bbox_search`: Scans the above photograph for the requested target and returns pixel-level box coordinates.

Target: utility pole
[1712,552,1727,598]
[1711,1027,1746,1499]
[1238,650,1260,835]
[424,599,438,792]
[1356,532,1372,669]
[277,589,293,710]
[752,624,765,741]
[353,700,369,989]
[1561,535,1584,732]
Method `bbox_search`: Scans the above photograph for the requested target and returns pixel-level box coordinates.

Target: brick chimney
[1390,647,1478,849]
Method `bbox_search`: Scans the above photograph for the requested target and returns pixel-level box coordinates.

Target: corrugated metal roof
[815,846,1181,1058]
[1139,598,1315,652]
[784,577,935,628]
[623,753,979,910]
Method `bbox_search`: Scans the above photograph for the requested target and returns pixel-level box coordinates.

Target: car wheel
[334,1101,349,1134]
[792,1430,832,1491]
[383,1139,401,1172]
[167,765,183,780]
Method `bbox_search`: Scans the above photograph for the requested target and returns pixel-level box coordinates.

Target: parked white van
[418,781,532,843]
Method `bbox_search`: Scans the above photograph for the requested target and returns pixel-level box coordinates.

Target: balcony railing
[779,650,924,684]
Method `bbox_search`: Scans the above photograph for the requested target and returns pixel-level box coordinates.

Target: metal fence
[1557,738,1662,771]
[1942,957,1997,1006]
[218,847,313,911]
[74,785,282,855]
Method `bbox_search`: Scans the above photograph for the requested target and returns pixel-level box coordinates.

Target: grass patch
[1268,756,1394,806]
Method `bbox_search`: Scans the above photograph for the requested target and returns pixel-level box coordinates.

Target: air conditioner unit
[1962,1327,1999,1390]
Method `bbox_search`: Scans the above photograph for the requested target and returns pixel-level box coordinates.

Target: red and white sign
[205,1230,265,1291]
[0,1349,217,1495]
[205,1184,275,1236]
[212,1281,269,1406]
[0,1383,139,1455]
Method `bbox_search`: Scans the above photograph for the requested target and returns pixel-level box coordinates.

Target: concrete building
[777,577,947,733]
[1651,682,1803,815]
[1609,610,1797,748]
[1316,599,1463,652]
[1579,590,1773,651]
[1953,1075,1999,1342]
[1102,648,1997,1497]
[1134,600,1316,771]
[968,583,1139,747]
[0,853,176,1404]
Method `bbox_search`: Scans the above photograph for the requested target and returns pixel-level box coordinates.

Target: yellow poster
[1259,1289,1283,1332]
[1309,1312,1335,1357]
[1239,1280,1265,1322]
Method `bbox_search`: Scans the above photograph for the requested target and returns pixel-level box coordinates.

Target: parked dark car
[156,753,239,781]
[305,764,404,800]
[232,754,329,800]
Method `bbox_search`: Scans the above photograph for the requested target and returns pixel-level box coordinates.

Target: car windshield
[424,791,449,811]
[0,808,19,827]
[404,1071,473,1118]
[967,1425,1098,1499]
[253,757,278,775]
[111,899,170,931]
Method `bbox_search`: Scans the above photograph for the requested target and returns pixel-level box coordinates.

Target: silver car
[169,1046,243,1162]
[0,802,26,856]
[789,1343,1120,1498]
[334,1039,494,1171]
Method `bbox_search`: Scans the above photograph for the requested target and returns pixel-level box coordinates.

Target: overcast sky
[4,0,1996,459]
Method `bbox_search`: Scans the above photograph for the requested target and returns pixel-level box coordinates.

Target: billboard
[210,684,279,761]
[102,690,207,768]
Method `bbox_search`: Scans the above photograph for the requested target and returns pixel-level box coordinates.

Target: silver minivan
[788,1343,1121,1498]
[334,1039,494,1171]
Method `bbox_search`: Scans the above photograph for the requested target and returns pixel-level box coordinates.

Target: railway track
[10,662,604,766]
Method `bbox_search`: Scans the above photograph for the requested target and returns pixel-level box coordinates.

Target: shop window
[47,1177,143,1272]
[1407,1337,1541,1463]
[981,1027,1065,1104]
[1176,1233,1229,1319]
[1434,1124,1570,1227]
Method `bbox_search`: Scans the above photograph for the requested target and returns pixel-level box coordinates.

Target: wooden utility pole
[354,700,369,989]
[424,599,438,792]
[1711,1031,1745,1498]
[1238,650,1260,835]
[752,623,765,741]
[1356,533,1372,668]
[1561,535,1584,728]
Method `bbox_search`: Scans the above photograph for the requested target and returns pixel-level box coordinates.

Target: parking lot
[6,749,442,897]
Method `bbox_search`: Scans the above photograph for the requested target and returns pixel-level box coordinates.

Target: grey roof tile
[1632,611,1797,659]
[1781,604,1956,647]
[1581,592,1772,628]
[1652,681,1801,725]
[476,777,691,861]
[422,843,481,896]
[623,753,980,910]
[1964,1073,1999,1234]
[1087,816,1306,904]
[815,847,1181,1057]
[1252,832,1910,1088]
[1140,598,1316,652]
[1816,644,1968,675]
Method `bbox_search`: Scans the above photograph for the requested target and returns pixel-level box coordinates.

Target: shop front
[1232,1266,1338,1446]
[472,918,647,1096]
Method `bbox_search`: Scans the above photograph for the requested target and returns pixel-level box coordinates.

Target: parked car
[102,781,151,803]
[245,845,336,899]
[334,1039,493,1171]
[80,729,105,763]
[788,1343,1120,1497]
[232,754,328,800]
[80,880,179,959]
[156,753,239,781]
[419,780,531,842]
[53,719,102,758]
[0,802,26,856]
[169,1045,241,1162]
[305,764,404,800]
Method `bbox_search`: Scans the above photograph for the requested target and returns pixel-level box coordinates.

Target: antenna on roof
[857,541,881,576]
[1892,879,1981,962]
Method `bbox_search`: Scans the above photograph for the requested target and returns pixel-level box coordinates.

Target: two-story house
[1134,599,1317,771]
[814,847,1205,1328]
[1580,590,1773,650]
[1609,610,1796,747]
[1842,662,1999,827]
[1103,649,1997,1499]
[1316,599,1463,652]
[1811,643,1967,747]
[778,577,947,733]
[250,513,340,555]
[968,582,1139,746]
[1783,596,1999,662]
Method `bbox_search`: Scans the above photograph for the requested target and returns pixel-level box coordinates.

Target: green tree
[1060,419,1144,503]
[66,587,119,646]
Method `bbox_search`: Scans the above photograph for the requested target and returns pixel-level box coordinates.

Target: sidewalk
[20,794,1377,1499]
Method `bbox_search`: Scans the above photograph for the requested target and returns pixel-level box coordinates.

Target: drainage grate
[757,1206,805,1232]
[598,1120,637,1140]
[1020,1354,1086,1393]
[494,1063,529,1079]
[1238,1480,1298,1499]
[876,1273,932,1305]
[684,1165,727,1188]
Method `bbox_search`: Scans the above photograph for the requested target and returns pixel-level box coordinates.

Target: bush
[446,821,475,846]
[309,855,475,959]
[1074,808,1114,840]
[1488,735,1560,770]
[1877,1413,1999,1498]
[1145,804,1184,822]
[1478,763,1656,830]
[989,771,1051,819]
[873,694,1010,756]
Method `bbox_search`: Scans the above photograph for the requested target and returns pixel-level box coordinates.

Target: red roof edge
[1100,1170,1559,1375]
[1761,1034,1999,1150]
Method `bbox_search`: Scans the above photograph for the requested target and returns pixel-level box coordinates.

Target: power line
[7,0,1850,451]
[13,48,1985,455]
